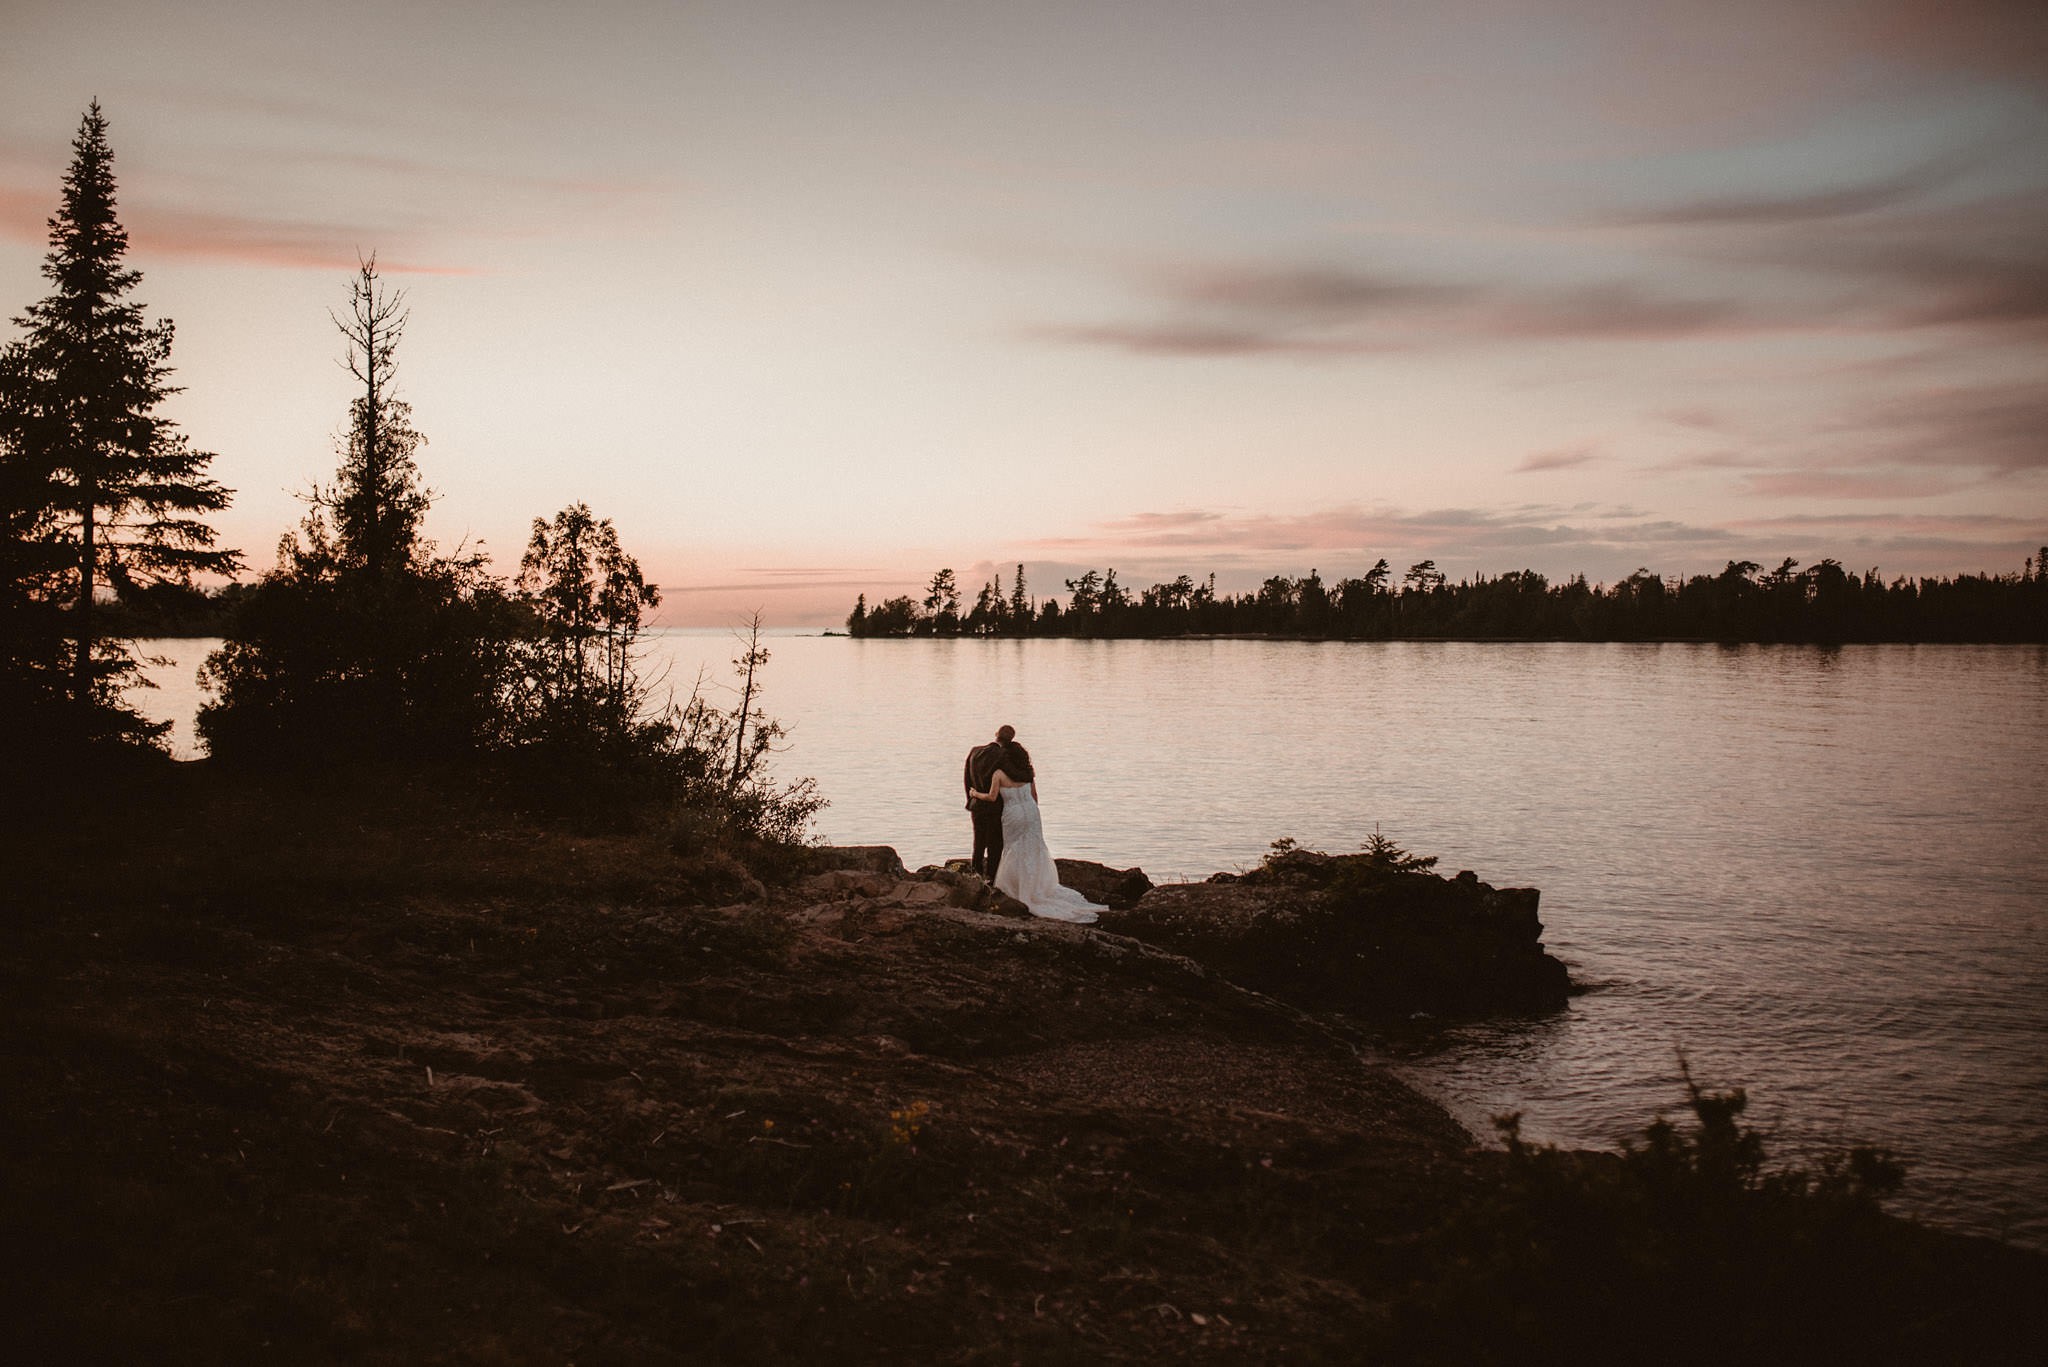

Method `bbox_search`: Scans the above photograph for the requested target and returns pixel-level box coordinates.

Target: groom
[964,724,1014,880]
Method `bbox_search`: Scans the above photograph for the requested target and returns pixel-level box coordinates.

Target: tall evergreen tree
[200,261,505,762]
[0,345,72,720]
[1008,562,1029,627]
[317,256,428,577]
[0,102,237,740]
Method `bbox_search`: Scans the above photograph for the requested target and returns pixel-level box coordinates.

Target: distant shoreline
[814,632,2047,645]
[134,629,2048,645]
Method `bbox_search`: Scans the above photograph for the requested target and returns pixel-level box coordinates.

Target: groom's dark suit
[964,741,1006,879]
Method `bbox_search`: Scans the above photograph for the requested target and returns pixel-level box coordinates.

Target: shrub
[1395,1062,1921,1362]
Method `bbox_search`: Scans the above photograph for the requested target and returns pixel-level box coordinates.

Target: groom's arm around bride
[964,725,1014,881]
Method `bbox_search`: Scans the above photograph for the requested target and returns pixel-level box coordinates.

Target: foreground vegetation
[4,767,2043,1363]
[850,556,2048,642]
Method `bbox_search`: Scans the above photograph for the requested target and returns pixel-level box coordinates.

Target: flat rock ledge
[801,845,1570,1022]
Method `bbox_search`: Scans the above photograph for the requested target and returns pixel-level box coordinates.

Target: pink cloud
[0,184,52,243]
[130,204,481,274]
[0,179,476,275]
[1096,510,1227,532]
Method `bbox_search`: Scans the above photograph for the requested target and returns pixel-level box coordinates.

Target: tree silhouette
[0,343,72,723]
[200,264,506,761]
[727,612,773,788]
[861,595,917,635]
[0,102,237,742]
[317,257,428,578]
[1065,569,1100,609]
[515,502,659,739]
[1403,559,1446,593]
[923,567,960,634]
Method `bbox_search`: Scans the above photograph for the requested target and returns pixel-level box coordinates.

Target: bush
[1394,1064,1934,1363]
[198,546,519,763]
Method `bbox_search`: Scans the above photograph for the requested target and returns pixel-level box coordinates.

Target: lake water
[139,634,2048,1249]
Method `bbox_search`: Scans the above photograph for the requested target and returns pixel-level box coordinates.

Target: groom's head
[996,724,1016,744]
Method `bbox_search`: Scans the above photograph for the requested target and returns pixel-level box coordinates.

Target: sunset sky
[3,0,2044,623]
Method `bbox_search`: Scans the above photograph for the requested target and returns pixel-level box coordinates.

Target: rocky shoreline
[5,767,2041,1363]
[799,844,1573,1025]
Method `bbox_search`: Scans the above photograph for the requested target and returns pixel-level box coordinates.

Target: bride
[968,738,1104,924]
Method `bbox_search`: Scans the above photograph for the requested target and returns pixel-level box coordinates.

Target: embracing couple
[963,725,1104,924]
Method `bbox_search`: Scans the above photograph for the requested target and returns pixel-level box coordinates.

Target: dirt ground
[4,763,2041,1364]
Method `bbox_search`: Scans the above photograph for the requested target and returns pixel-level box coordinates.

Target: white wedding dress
[992,781,1104,924]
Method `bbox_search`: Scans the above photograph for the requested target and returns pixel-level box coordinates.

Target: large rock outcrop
[1099,848,1570,1020]
[834,845,1567,1022]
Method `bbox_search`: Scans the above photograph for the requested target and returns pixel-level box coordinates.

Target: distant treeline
[847,556,2048,643]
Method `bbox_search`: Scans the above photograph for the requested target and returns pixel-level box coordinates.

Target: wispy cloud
[0,170,469,273]
[0,115,682,274]
[1742,471,1960,500]
[1839,379,2048,474]
[1651,450,1769,472]
[1155,263,1465,317]
[133,203,477,274]
[1028,323,1394,358]
[1643,183,2048,334]
[1655,378,2048,501]
[1033,259,1758,358]
[1097,511,1226,532]
[1515,444,1603,473]
[1606,157,1966,227]
[1732,510,2041,534]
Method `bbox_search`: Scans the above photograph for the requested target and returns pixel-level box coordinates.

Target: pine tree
[317,256,428,577]
[0,345,72,720]
[1008,562,1029,629]
[1,101,237,740]
[199,262,504,762]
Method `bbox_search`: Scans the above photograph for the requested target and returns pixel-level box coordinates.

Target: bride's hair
[999,739,1033,782]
